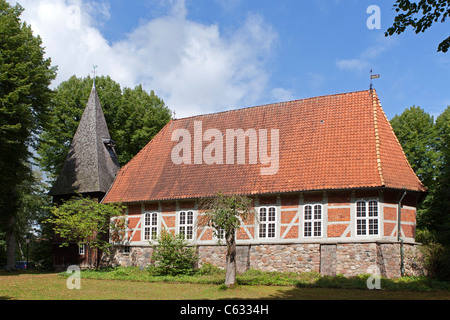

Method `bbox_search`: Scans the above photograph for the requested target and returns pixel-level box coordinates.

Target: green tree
[150,229,198,276]
[390,106,440,189]
[391,105,450,279]
[45,197,125,268]
[427,106,450,245]
[199,193,254,288]
[0,0,57,270]
[15,170,53,268]
[38,75,172,180]
[386,0,450,52]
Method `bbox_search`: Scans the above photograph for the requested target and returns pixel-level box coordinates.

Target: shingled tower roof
[49,84,120,197]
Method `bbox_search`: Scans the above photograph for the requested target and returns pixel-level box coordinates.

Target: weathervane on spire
[92,65,98,87]
[370,69,380,90]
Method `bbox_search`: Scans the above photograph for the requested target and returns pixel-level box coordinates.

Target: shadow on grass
[0,269,58,277]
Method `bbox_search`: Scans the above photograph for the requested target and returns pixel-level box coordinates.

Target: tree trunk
[6,214,16,270]
[225,230,236,288]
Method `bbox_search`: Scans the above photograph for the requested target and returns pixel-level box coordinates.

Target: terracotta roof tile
[103,90,425,203]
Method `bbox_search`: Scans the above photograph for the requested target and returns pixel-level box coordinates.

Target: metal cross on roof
[92,65,98,86]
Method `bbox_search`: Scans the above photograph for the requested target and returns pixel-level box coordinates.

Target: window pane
[187,226,193,240]
[314,221,321,237]
[268,223,275,238]
[369,219,378,235]
[180,212,186,225]
[260,208,267,222]
[314,205,321,220]
[152,213,158,225]
[217,228,225,239]
[187,211,193,224]
[357,201,366,217]
[304,221,312,237]
[369,201,378,217]
[268,207,276,221]
[357,219,366,235]
[305,205,312,220]
[259,224,266,238]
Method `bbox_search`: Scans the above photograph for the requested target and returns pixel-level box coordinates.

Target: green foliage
[38,75,172,180]
[45,197,125,255]
[390,106,440,189]
[421,242,450,280]
[199,193,253,240]
[0,0,57,269]
[386,0,450,52]
[391,105,450,279]
[390,106,449,238]
[150,230,198,276]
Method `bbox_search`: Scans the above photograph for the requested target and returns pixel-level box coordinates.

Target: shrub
[150,230,198,276]
[421,242,450,281]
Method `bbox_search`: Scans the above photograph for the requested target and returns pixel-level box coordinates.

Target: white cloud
[336,58,369,72]
[270,88,295,102]
[9,0,278,118]
[336,34,396,73]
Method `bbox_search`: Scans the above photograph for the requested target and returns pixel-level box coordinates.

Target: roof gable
[102,90,425,203]
[49,86,120,196]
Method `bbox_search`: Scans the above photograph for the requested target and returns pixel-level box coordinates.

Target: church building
[102,89,426,278]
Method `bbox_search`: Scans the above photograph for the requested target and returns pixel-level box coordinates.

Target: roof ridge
[373,90,427,191]
[173,89,371,121]
[371,89,385,186]
[91,85,101,192]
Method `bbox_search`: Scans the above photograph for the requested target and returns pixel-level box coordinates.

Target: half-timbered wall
[119,189,417,246]
[109,189,422,278]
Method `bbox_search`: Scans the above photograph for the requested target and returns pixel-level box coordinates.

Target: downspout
[398,191,407,277]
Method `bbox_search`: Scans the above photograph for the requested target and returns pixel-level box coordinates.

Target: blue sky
[12,0,450,119]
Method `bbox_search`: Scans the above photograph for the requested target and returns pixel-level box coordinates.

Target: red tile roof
[103,90,426,204]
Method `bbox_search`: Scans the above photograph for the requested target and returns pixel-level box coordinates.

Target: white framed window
[179,210,194,240]
[304,204,323,237]
[144,212,159,241]
[258,206,276,239]
[78,244,85,255]
[215,228,225,240]
[356,200,379,236]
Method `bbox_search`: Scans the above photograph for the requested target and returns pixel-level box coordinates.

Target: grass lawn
[0,268,449,300]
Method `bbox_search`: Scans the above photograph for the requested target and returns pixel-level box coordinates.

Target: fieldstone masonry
[106,241,423,278]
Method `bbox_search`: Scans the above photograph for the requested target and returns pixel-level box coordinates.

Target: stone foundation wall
[105,242,423,279]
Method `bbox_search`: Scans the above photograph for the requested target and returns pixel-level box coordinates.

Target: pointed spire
[49,84,120,197]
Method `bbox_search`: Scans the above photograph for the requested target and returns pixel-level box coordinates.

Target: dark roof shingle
[49,86,120,196]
